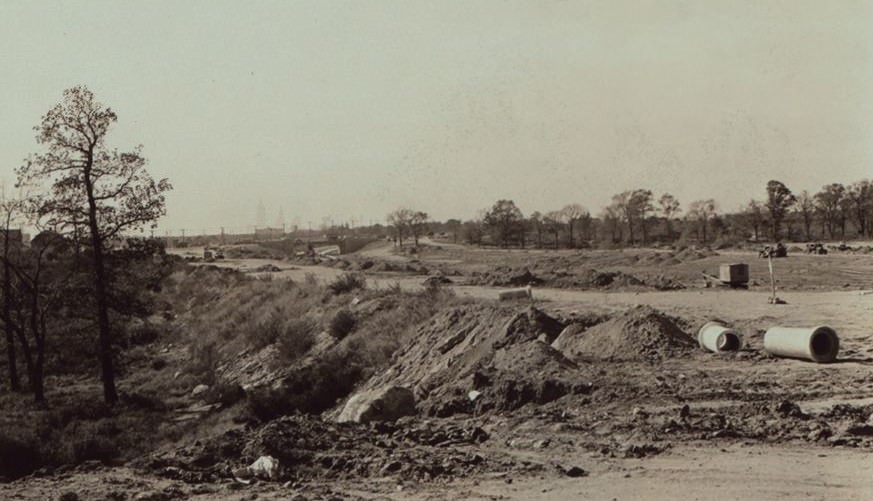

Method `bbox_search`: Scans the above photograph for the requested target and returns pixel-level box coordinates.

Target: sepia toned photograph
[1,1,872,499]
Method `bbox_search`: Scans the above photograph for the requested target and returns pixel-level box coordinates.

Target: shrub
[205,381,246,407]
[327,272,366,295]
[422,278,455,300]
[248,312,285,350]
[48,419,125,466]
[328,309,357,340]
[127,322,161,345]
[276,317,318,363]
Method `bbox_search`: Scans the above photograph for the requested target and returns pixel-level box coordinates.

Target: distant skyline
[2,1,872,235]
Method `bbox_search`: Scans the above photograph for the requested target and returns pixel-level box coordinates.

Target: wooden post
[768,253,777,303]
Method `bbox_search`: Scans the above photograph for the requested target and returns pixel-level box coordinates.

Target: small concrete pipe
[763,325,839,363]
[697,322,741,352]
[498,286,532,301]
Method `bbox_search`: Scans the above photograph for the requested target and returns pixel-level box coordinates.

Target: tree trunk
[83,160,119,405]
[2,230,20,392]
[13,320,34,394]
[28,292,45,404]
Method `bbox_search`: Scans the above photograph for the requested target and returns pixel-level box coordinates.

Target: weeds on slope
[163,266,467,420]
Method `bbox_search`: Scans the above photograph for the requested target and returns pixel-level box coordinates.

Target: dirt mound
[341,305,590,418]
[552,305,695,361]
[470,266,544,287]
[675,248,719,261]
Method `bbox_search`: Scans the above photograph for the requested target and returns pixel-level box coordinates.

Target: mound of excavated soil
[552,305,695,361]
[470,267,544,287]
[674,248,719,261]
[338,305,590,418]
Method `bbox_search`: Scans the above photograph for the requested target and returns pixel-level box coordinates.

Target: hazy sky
[2,1,872,234]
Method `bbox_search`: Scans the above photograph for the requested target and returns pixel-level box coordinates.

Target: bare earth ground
[4,241,871,500]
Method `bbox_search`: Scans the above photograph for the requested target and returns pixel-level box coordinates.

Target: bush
[327,272,366,295]
[59,421,121,465]
[248,312,285,350]
[205,381,246,407]
[127,322,161,345]
[276,317,318,363]
[328,309,357,340]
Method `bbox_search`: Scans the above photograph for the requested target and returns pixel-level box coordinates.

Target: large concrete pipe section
[697,322,741,352]
[763,326,839,363]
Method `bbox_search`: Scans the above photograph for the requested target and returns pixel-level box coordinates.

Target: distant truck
[805,243,827,255]
[759,242,787,258]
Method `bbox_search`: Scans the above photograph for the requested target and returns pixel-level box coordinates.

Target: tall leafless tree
[17,86,171,404]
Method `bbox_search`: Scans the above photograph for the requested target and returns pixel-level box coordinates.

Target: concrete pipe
[697,321,741,352]
[763,326,839,363]
[498,286,532,301]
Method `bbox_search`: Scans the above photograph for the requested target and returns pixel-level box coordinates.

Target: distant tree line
[387,178,873,250]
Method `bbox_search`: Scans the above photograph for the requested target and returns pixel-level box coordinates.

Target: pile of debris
[143,415,505,483]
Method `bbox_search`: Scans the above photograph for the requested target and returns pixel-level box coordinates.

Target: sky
[1,0,872,235]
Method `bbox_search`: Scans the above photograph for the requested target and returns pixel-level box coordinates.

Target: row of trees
[385,208,428,248]
[2,86,171,404]
[388,178,872,250]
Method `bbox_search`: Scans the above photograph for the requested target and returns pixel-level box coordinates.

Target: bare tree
[796,190,815,241]
[815,183,845,239]
[612,191,634,243]
[765,180,796,241]
[560,204,588,248]
[529,211,544,248]
[544,211,563,250]
[600,203,623,244]
[0,198,25,392]
[744,199,765,241]
[658,193,681,239]
[846,180,873,237]
[409,211,429,247]
[687,199,717,243]
[17,86,171,404]
[386,208,414,247]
